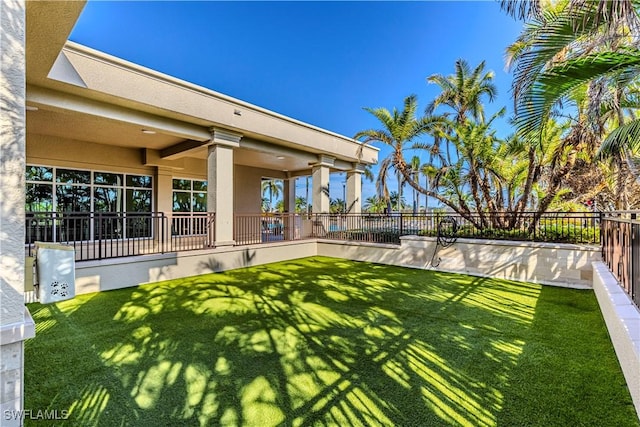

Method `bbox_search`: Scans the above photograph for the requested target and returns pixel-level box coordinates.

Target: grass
[25,256,638,426]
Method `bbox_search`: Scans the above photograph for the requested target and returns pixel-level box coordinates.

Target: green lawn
[25,256,638,426]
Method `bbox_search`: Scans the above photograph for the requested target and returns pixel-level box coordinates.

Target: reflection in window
[94,187,123,212]
[56,185,90,212]
[26,166,52,182]
[127,189,152,212]
[193,181,207,192]
[26,183,53,211]
[172,179,207,212]
[173,192,191,212]
[56,169,90,184]
[172,179,191,191]
[26,166,154,242]
[127,175,152,188]
[193,193,207,212]
[94,172,123,186]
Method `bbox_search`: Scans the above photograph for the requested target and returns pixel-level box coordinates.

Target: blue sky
[70,1,524,207]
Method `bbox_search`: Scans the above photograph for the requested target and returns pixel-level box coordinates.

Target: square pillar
[312,155,334,213]
[155,167,173,250]
[0,2,35,425]
[283,177,296,240]
[208,128,242,246]
[283,177,296,213]
[347,165,364,214]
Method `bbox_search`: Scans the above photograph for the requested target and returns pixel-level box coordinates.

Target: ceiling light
[276,156,285,160]
[142,129,156,135]
[25,105,38,111]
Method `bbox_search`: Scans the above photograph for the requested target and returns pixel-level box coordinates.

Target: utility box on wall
[34,242,76,304]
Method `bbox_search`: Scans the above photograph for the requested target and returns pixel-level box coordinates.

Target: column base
[214,240,236,247]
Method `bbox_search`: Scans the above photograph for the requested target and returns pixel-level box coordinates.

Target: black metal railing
[601,211,640,310]
[26,212,167,261]
[26,210,603,262]
[234,213,312,246]
[313,211,601,245]
[171,212,215,251]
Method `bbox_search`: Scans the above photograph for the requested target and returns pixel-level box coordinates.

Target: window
[25,165,153,242]
[171,178,207,237]
[172,178,207,212]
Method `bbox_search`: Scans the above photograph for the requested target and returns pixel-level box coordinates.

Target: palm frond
[516,50,640,137]
[598,118,640,157]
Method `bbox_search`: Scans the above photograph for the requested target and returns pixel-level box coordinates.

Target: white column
[208,128,241,246]
[347,165,364,214]
[155,166,173,250]
[312,155,334,213]
[1,2,34,425]
[282,177,296,240]
[283,177,296,213]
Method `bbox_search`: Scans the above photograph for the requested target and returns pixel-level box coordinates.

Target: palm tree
[426,59,498,124]
[363,195,386,213]
[295,196,307,213]
[330,198,346,214]
[261,179,282,212]
[354,94,440,209]
[408,155,421,213]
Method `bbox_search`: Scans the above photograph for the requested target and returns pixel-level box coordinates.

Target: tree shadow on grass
[24,256,635,426]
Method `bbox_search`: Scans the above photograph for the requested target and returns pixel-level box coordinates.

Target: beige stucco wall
[41,237,604,299]
[318,236,601,288]
[234,165,284,214]
[58,241,317,295]
[27,133,153,175]
[1,1,35,424]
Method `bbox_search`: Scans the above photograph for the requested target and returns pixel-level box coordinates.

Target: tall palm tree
[408,155,421,213]
[261,179,282,212]
[426,59,498,124]
[354,95,439,209]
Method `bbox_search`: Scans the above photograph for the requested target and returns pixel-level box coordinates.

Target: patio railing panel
[314,211,600,245]
[234,213,311,246]
[26,211,167,261]
[171,212,215,252]
[601,212,639,310]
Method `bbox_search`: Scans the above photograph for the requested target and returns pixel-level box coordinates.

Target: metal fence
[601,212,640,310]
[26,212,167,261]
[313,211,601,245]
[234,213,311,246]
[25,210,602,262]
[171,212,215,252]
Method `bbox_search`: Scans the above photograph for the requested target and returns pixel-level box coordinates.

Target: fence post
[632,222,639,307]
[96,212,102,260]
[599,211,604,249]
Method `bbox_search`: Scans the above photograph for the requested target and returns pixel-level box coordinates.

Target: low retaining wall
[318,236,601,288]
[25,240,316,300]
[28,236,600,299]
[592,262,640,416]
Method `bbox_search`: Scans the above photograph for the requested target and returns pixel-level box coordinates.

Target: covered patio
[25,1,377,255]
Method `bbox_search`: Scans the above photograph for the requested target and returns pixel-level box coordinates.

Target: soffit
[25,1,86,86]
